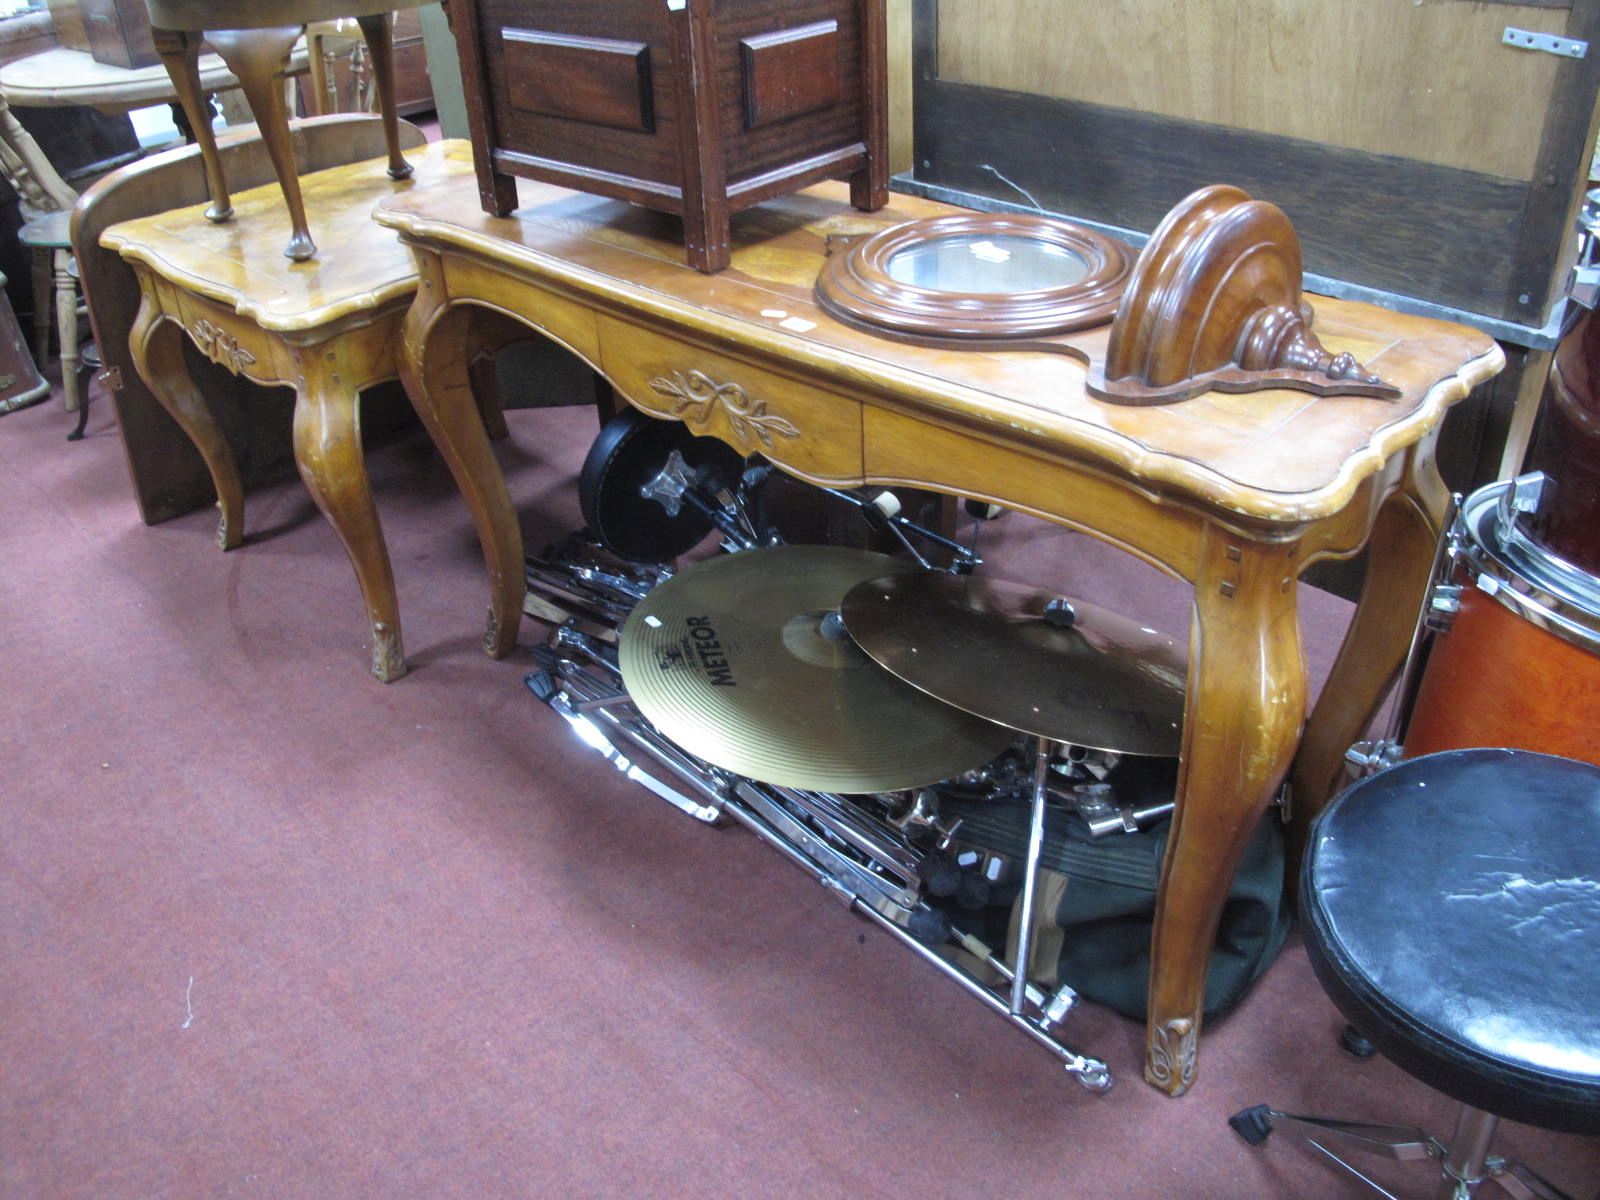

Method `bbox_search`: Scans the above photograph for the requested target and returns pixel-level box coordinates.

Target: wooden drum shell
[1403,584,1600,765]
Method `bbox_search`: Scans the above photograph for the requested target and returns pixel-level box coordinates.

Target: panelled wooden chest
[448,0,889,271]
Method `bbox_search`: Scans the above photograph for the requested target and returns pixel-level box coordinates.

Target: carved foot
[215,503,241,551]
[371,620,406,682]
[204,202,234,223]
[1145,1016,1198,1096]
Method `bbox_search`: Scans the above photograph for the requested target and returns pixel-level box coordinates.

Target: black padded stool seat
[1233,748,1600,1197]
[1302,748,1600,1135]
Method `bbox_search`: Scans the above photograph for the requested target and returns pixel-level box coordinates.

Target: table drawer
[598,315,863,484]
[168,290,277,383]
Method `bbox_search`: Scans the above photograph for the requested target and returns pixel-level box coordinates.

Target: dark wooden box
[448,0,889,271]
[80,0,158,68]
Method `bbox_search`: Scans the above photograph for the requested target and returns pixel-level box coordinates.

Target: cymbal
[840,573,1187,755]
[619,546,1017,792]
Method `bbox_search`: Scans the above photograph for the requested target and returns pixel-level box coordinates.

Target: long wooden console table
[375,160,1502,1095]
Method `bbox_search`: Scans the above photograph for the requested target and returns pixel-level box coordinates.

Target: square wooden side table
[100,138,476,680]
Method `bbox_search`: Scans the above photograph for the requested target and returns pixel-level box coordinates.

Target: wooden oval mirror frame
[815,213,1132,345]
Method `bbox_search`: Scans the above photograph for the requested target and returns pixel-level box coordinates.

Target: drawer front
[168,289,279,385]
[444,255,603,368]
[599,315,863,484]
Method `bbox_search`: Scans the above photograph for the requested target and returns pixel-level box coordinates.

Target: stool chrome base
[1230,1103,1577,1199]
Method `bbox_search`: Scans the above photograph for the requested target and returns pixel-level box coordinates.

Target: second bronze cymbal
[619,546,1017,792]
[841,573,1188,756]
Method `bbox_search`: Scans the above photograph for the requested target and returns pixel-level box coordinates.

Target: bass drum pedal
[578,408,748,563]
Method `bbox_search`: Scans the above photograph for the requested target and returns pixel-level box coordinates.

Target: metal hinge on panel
[1503,27,1588,59]
[95,366,123,391]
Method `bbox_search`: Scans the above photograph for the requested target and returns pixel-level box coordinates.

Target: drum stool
[1231,749,1600,1198]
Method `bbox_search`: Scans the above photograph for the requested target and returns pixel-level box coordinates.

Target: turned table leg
[293,346,405,682]
[1145,530,1308,1096]
[152,27,233,223]
[398,289,522,658]
[54,248,78,414]
[127,295,245,550]
[355,13,414,182]
[207,26,316,261]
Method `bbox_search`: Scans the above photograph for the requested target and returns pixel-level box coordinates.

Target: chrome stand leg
[998,734,1110,1091]
[1010,734,1051,1016]
[1232,1103,1438,1198]
[1489,1160,1580,1200]
[851,900,1111,1092]
[535,625,1114,1095]
[1436,1107,1498,1199]
[1234,1102,1577,1200]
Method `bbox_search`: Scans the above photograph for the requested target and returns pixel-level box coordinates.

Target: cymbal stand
[852,903,1111,1091]
[1011,735,1053,1017]
[1344,490,1463,778]
[519,502,1116,1092]
[528,619,1114,1093]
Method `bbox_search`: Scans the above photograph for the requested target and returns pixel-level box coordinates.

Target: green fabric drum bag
[941,793,1290,1021]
